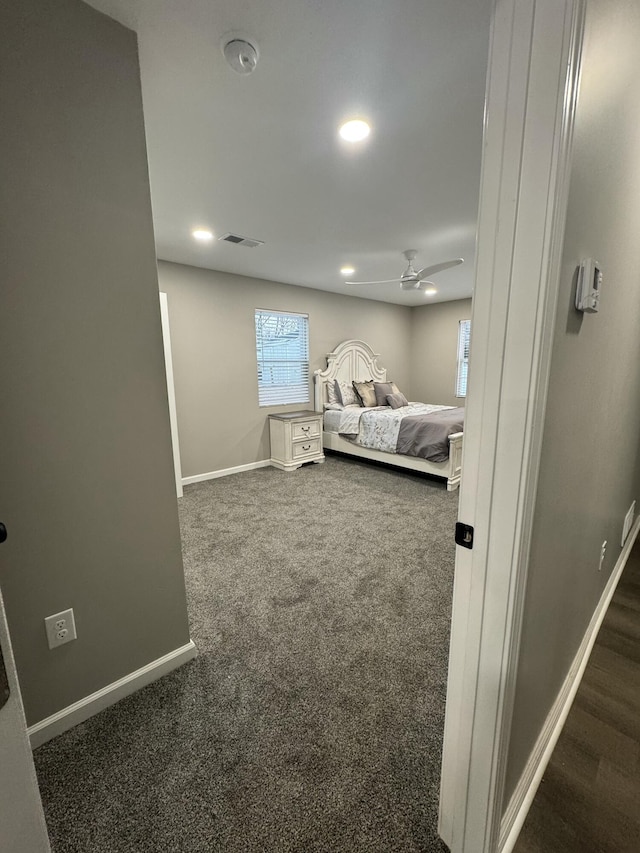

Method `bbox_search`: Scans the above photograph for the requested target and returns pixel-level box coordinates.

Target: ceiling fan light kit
[344,250,464,290]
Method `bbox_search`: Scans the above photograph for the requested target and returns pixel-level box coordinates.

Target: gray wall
[504,0,640,804]
[0,0,191,725]
[158,261,414,477]
[410,299,472,406]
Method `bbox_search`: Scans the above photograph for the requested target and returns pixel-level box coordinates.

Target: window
[255,309,309,407]
[456,319,471,398]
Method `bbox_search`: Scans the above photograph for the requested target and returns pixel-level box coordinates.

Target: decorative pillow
[374,381,400,407]
[387,392,409,409]
[353,380,377,407]
[336,380,359,407]
[324,402,344,411]
[326,379,340,406]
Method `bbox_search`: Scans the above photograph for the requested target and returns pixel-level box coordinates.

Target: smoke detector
[222,35,259,75]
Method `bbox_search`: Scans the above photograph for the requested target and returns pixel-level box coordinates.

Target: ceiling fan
[345,250,464,290]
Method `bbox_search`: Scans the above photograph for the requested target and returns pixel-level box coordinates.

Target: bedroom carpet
[34,454,458,852]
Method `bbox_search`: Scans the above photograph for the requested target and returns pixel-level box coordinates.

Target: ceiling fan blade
[344,278,402,286]
[416,258,464,280]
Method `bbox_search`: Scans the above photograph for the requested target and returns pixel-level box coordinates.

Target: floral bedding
[328,403,463,461]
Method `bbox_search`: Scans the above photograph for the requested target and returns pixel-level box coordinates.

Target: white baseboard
[28,640,197,749]
[499,516,640,853]
[182,459,271,486]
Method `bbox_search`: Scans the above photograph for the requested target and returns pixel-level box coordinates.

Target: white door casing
[0,584,51,852]
[159,292,183,498]
[439,0,585,851]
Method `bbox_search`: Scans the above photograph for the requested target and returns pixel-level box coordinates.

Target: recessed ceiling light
[192,229,213,242]
[423,287,438,296]
[340,265,355,276]
[339,120,370,142]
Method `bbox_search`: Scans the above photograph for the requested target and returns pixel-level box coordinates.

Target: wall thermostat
[575,258,602,313]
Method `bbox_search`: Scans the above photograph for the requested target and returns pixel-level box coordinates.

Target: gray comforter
[395,406,465,463]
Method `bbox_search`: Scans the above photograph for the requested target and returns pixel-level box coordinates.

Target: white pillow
[337,380,359,407]
[326,379,340,406]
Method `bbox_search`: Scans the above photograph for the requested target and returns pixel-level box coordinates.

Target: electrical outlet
[598,541,607,572]
[622,501,636,546]
[44,608,77,650]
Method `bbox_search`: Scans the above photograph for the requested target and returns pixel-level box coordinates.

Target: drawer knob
[302,444,311,451]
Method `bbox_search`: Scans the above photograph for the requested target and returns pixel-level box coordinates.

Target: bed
[313,339,463,491]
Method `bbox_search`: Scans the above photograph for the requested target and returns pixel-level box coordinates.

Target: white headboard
[313,339,387,411]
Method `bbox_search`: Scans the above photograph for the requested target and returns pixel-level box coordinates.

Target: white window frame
[456,319,471,398]
[255,309,310,407]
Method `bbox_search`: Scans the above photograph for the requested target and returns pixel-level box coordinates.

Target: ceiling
[85,0,492,305]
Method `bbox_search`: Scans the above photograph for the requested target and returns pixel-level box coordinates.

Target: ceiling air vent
[219,232,264,249]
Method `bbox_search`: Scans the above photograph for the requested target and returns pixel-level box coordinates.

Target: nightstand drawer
[292,420,320,441]
[292,437,321,459]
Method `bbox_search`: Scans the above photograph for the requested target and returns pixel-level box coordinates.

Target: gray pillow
[387,392,409,409]
[353,380,377,407]
[374,381,400,406]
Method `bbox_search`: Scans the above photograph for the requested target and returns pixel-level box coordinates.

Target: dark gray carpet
[34,455,457,852]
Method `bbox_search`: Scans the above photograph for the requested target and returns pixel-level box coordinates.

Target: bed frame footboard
[446,432,464,491]
[321,430,463,490]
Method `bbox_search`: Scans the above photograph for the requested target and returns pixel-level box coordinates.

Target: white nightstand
[268,410,325,472]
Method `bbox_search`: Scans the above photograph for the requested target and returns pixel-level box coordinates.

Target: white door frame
[439,0,585,851]
[159,292,183,498]
[0,586,51,852]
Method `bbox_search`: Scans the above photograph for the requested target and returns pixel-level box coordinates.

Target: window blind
[456,319,471,398]
[255,309,310,407]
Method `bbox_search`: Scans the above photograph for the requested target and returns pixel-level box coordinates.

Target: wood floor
[514,538,640,853]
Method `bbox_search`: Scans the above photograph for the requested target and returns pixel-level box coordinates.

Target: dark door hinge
[455,521,474,549]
